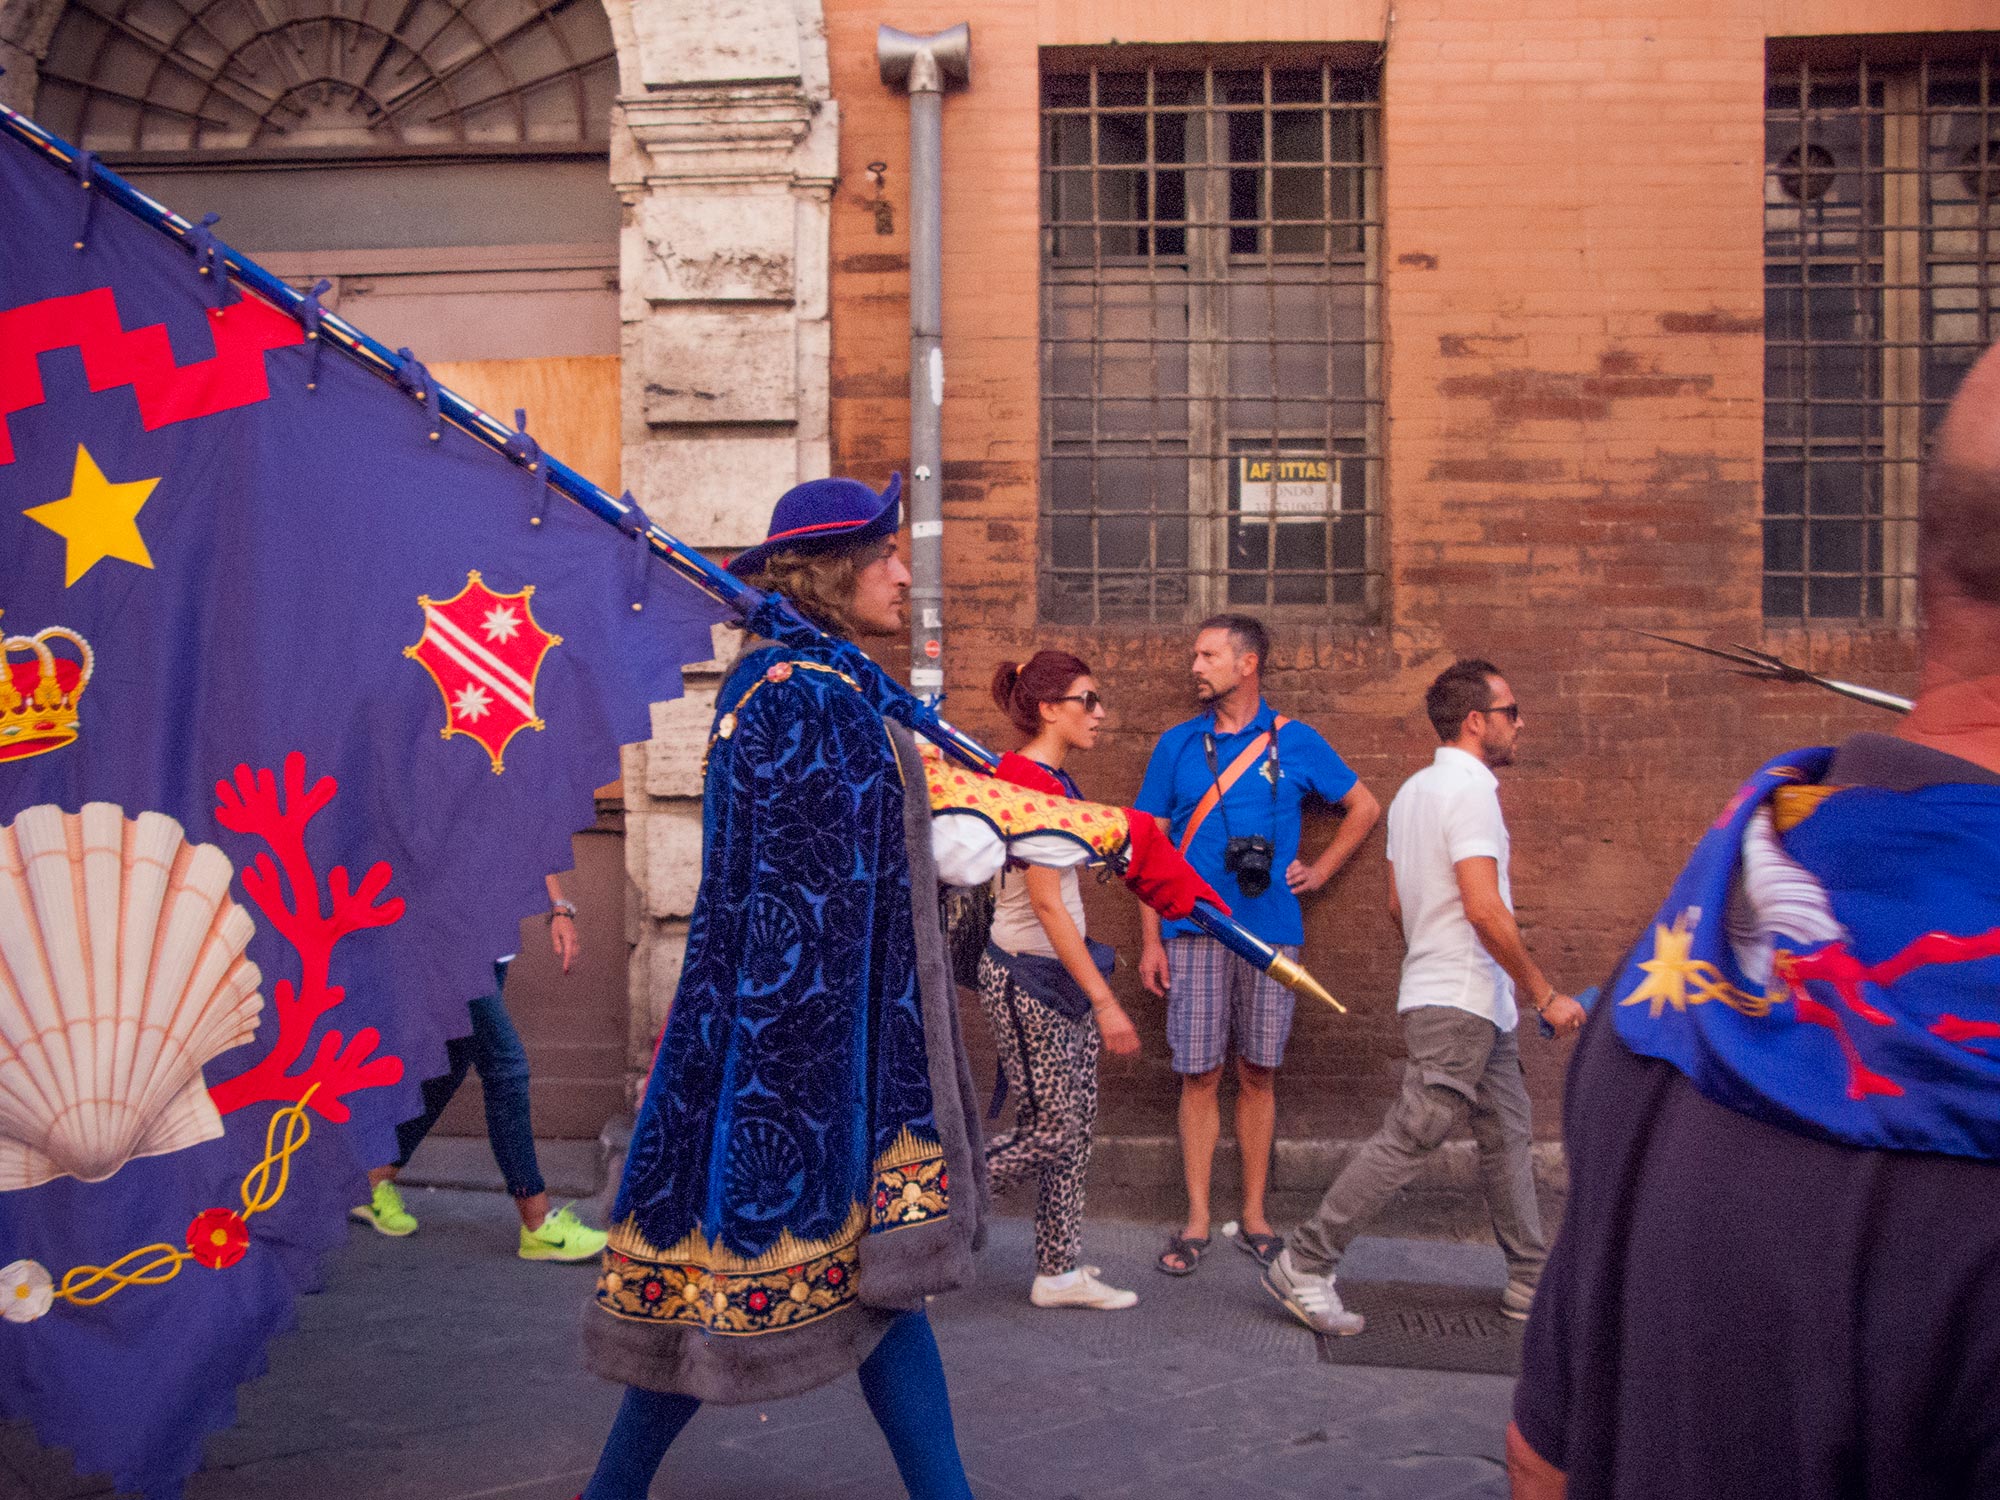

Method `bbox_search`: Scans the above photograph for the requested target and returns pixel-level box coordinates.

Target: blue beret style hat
[725,473,904,578]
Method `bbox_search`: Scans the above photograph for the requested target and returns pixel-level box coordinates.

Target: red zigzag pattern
[0,287,303,465]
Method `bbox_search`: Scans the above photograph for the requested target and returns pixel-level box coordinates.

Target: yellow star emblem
[24,444,160,587]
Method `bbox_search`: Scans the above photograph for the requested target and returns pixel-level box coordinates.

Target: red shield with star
[404,572,560,773]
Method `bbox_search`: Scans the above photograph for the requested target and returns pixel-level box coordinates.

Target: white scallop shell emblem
[0,803,264,1192]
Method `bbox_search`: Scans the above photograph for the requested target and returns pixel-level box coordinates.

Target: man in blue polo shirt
[1136,614,1379,1277]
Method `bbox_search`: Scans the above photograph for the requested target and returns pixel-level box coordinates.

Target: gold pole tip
[1268,953,1346,1014]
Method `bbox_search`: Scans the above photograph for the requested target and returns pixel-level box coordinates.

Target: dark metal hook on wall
[865,160,894,236]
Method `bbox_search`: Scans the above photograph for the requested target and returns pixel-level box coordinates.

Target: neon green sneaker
[519,1205,608,1262]
[350,1179,418,1237]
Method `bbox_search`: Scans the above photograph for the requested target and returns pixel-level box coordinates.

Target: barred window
[1039,58,1382,624]
[1764,47,2000,622]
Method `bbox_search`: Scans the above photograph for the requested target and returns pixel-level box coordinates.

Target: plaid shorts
[1164,935,1301,1075]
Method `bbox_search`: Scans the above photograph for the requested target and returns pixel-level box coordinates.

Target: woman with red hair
[980,650,1141,1311]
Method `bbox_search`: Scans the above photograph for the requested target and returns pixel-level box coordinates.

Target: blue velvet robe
[585,640,985,1400]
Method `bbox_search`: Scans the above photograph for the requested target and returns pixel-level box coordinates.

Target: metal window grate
[1764,49,2000,623]
[1039,59,1383,625]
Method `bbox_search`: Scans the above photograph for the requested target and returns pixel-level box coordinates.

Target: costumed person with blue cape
[577,475,989,1500]
[1508,346,2000,1499]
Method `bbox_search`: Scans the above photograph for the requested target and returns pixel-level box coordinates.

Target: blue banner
[0,126,722,1496]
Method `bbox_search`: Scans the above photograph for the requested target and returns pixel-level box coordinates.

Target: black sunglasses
[1054,691,1105,711]
[1484,703,1521,722]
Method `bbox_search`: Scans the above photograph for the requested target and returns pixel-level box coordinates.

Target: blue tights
[580,1309,974,1500]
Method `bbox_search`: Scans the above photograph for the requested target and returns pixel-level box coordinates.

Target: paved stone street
[2,1190,1517,1500]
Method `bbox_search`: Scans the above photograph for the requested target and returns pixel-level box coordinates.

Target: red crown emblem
[0,613,92,763]
[405,572,559,774]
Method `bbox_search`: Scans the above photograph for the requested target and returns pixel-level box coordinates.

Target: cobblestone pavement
[1,1189,1516,1500]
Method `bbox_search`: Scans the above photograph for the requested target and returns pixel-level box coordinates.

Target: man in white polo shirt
[1265,659,1584,1335]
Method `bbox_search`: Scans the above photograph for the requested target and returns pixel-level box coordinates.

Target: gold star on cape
[25,445,160,587]
[1620,908,1773,1019]
[1622,912,1707,1017]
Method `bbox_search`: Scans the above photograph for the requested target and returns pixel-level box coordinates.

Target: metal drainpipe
[877,22,969,699]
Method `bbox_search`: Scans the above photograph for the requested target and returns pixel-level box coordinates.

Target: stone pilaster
[606,0,835,1102]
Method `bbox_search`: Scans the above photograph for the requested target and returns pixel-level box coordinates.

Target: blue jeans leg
[392,1033,474,1170]
[578,1313,972,1500]
[466,962,545,1200]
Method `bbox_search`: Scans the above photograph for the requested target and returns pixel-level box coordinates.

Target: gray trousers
[1289,1004,1547,1285]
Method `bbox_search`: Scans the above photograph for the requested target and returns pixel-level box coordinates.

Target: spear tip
[1267,951,1347,1014]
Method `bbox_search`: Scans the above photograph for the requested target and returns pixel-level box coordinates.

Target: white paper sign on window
[1236,457,1339,520]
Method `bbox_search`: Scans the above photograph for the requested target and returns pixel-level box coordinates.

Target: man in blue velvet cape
[578,476,988,1500]
[1509,348,2000,1499]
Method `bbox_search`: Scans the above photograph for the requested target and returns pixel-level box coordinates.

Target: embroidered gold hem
[595,1136,949,1335]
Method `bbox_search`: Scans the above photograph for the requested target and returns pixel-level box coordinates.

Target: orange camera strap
[1176,716,1289,855]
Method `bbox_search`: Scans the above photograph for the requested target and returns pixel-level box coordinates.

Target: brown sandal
[1155,1234,1209,1276]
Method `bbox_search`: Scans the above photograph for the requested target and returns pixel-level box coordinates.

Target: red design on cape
[1777,925,2000,1097]
[0,288,303,465]
[207,751,406,1121]
[1930,1013,2000,1055]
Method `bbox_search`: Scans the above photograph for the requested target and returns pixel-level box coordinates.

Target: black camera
[1222,835,1276,899]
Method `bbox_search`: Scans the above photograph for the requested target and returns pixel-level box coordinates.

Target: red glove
[1120,809,1230,921]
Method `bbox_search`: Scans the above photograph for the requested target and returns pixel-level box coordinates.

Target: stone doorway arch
[28,0,614,151]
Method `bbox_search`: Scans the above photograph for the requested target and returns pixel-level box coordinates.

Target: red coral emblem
[186,1208,250,1270]
[206,751,406,1122]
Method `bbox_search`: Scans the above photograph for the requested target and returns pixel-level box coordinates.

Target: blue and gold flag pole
[0,99,1341,1013]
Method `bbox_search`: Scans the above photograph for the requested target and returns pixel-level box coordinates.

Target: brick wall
[823,0,1982,1140]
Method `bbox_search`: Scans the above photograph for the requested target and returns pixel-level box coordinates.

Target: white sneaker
[1030,1266,1138,1310]
[1262,1248,1365,1336]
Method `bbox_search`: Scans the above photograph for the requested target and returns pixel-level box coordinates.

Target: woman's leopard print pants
[976,951,1103,1277]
